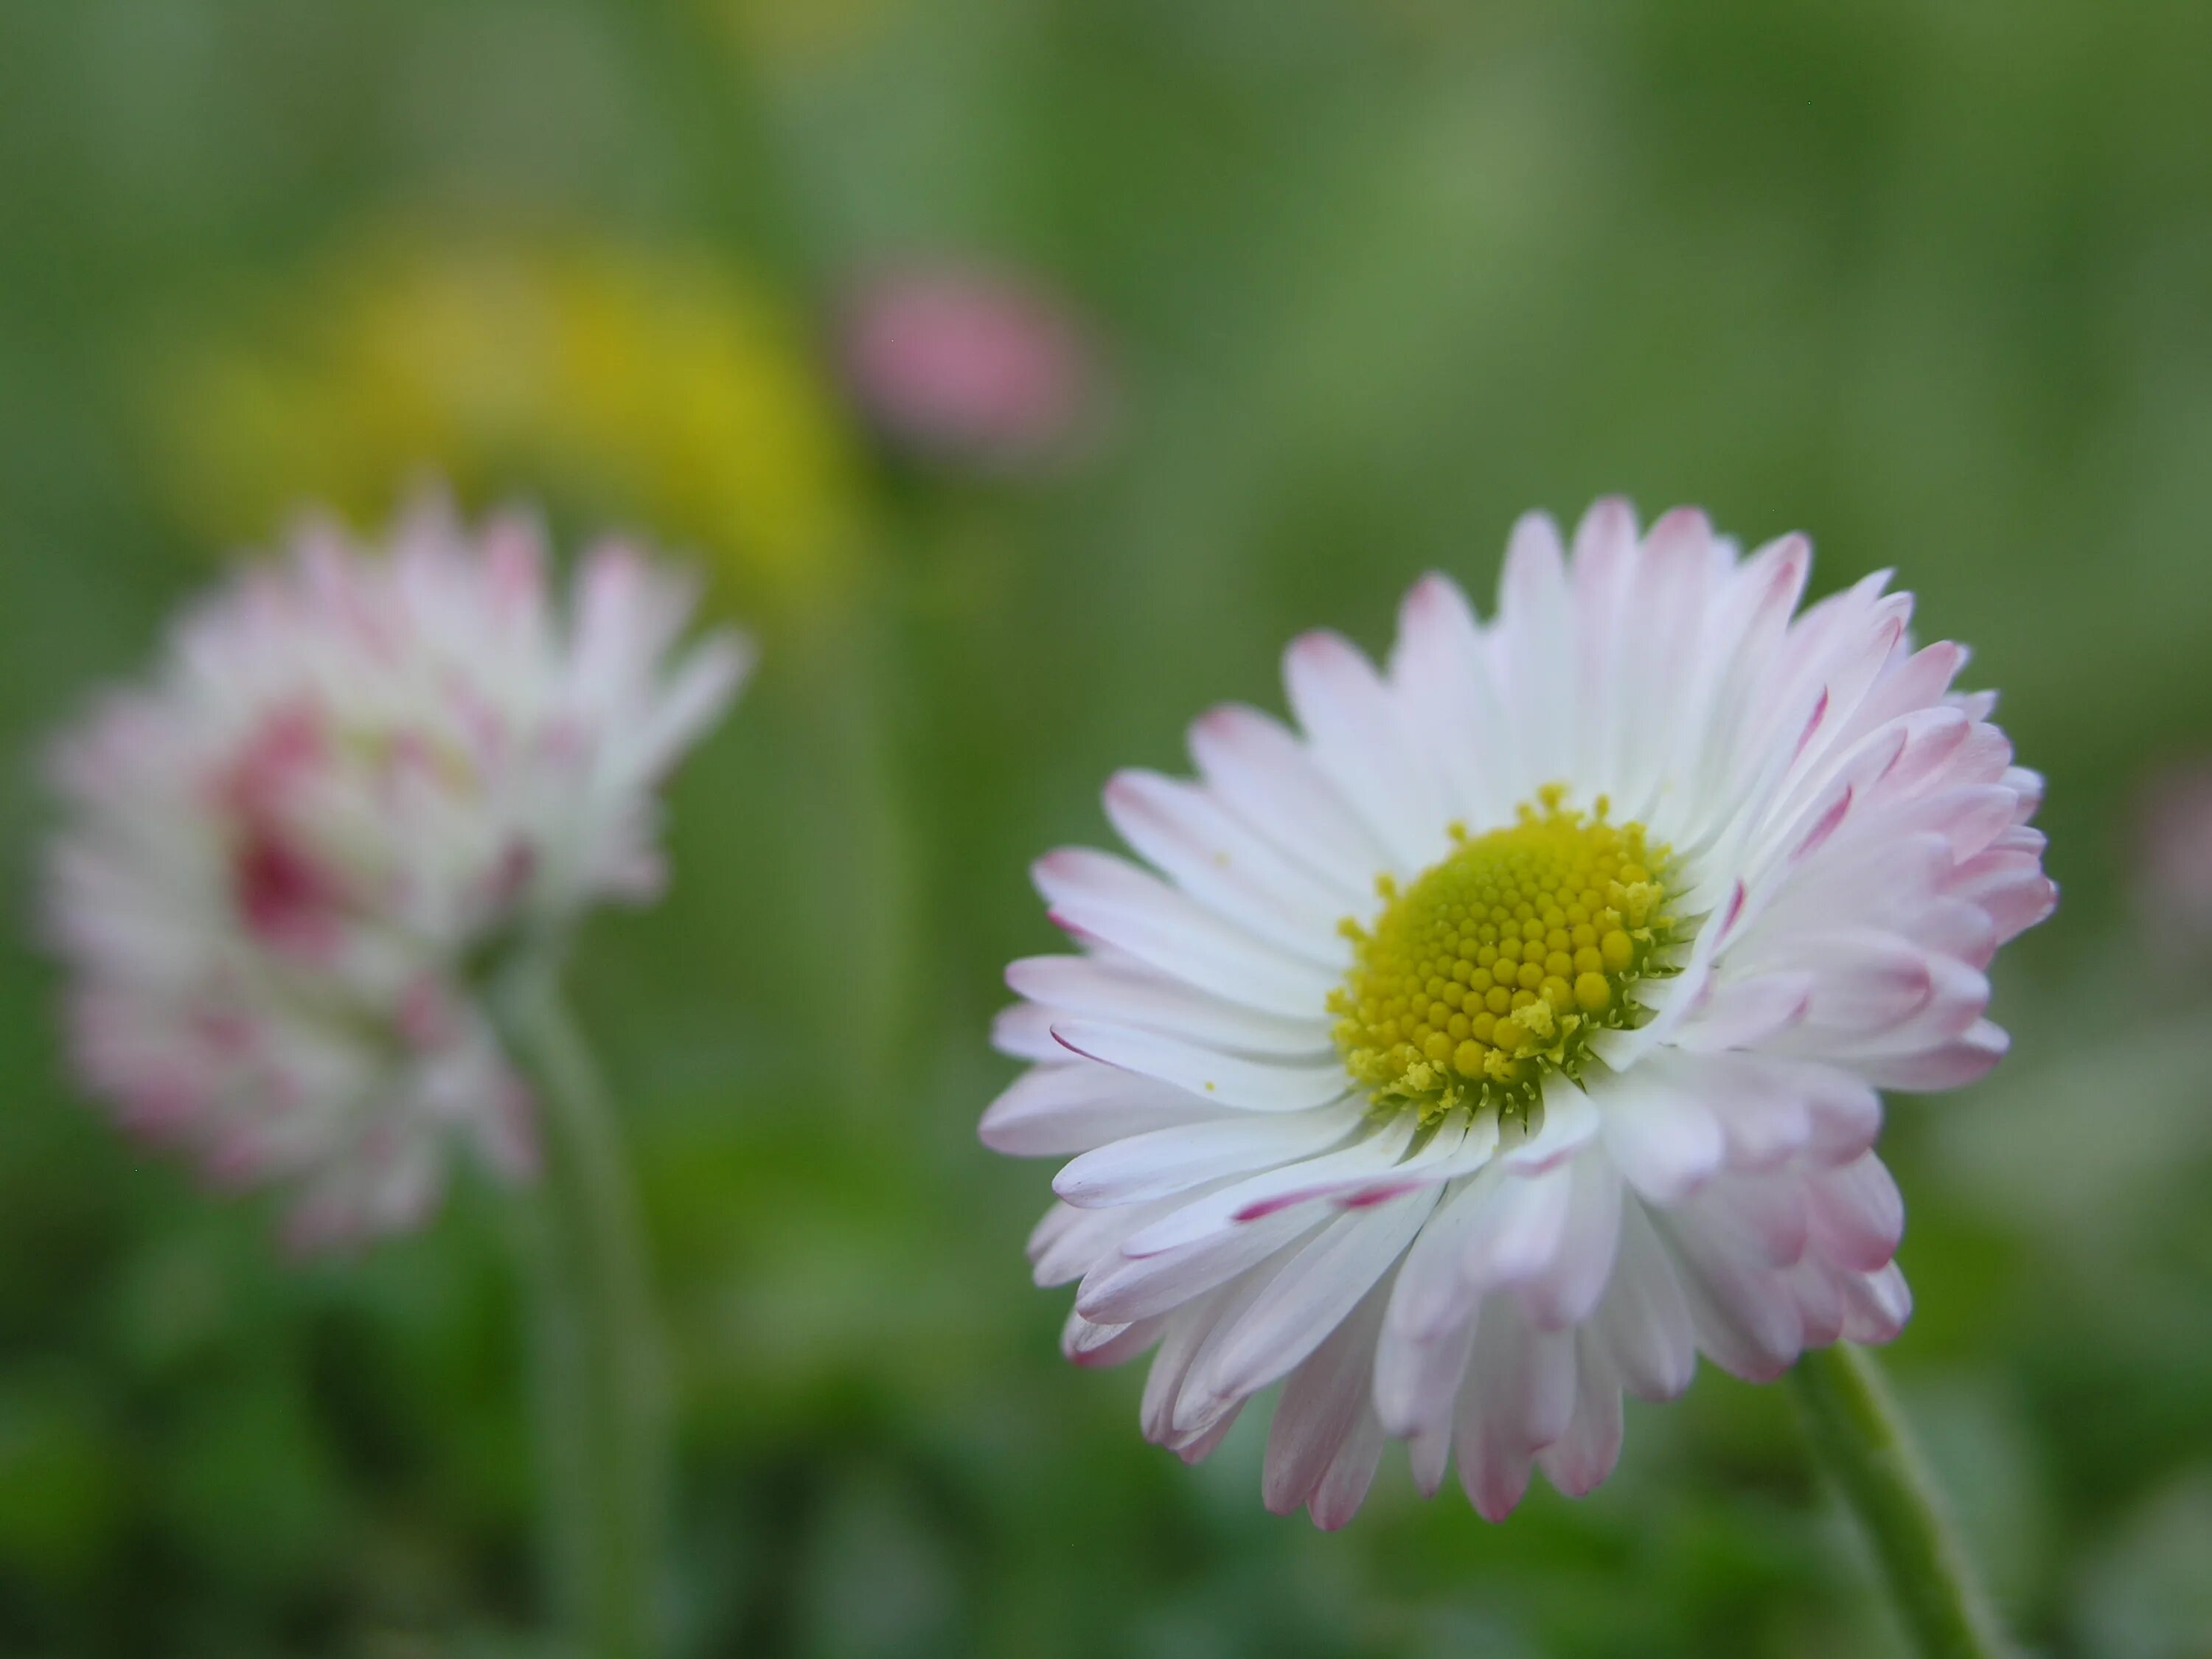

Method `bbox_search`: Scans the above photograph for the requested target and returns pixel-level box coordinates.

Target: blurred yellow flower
[154,234,868,609]
[710,0,899,66]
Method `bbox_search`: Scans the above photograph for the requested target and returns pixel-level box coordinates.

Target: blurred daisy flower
[44,498,749,1248]
[987,499,2054,1526]
[156,234,866,610]
[838,261,1104,473]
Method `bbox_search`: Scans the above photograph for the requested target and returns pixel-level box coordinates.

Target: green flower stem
[1788,1343,2014,1659]
[494,960,668,1659]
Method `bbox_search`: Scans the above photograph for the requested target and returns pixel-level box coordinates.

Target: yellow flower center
[1329,786,1679,1121]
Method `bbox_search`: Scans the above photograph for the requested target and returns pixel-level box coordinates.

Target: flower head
[985,499,2054,1527]
[45,498,750,1248]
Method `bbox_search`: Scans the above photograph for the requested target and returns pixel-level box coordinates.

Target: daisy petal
[981,1062,1218,1157]
[1034,849,1338,1018]
[1658,1203,1804,1382]
[1184,1197,1439,1413]
[1515,1151,1625,1329]
[1454,1303,1577,1523]
[1596,1204,1698,1401]
[1090,1208,1324,1327]
[1840,1262,1913,1343]
[1006,955,1332,1055]
[1307,1403,1388,1530]
[1051,1105,1363,1208]
[1263,1284,1391,1519]
[1535,1332,1625,1498]
[1851,1018,2009,1091]
[1674,972,1814,1052]
[1103,768,1350,961]
[1187,704,1386,894]
[1284,630,1444,872]
[1389,574,1511,826]
[1806,1152,1905,1272]
[1049,1020,1352,1111]
[1117,1116,1421,1259]
[1061,1308,1164,1368]
[1596,1074,1727,1204]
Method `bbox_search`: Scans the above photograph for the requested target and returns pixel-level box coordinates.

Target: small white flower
[984,499,2054,1527]
[45,498,750,1248]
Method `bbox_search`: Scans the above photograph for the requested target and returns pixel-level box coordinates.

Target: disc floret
[1329,786,1680,1121]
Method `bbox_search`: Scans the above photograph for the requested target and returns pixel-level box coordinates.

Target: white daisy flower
[984,498,2054,1527]
[44,497,750,1248]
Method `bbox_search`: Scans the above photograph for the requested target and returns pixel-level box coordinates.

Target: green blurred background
[4,1,2211,1654]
